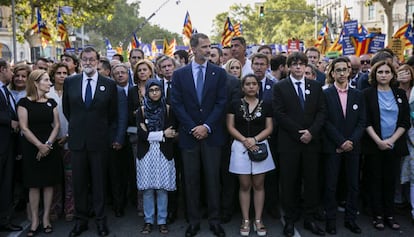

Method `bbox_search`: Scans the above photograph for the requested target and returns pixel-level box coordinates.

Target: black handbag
[247,143,268,162]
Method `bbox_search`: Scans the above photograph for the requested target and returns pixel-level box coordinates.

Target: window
[0,44,12,61]
[368,5,375,20]
[409,1,414,16]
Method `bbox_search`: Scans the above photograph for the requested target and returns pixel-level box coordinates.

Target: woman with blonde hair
[17,69,61,236]
[225,58,242,79]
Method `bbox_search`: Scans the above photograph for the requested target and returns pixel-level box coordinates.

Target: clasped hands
[191,125,208,140]
[164,126,178,139]
[36,143,53,161]
[336,140,354,153]
[242,137,258,151]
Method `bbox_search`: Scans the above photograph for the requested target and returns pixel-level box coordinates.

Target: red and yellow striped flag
[221,17,235,47]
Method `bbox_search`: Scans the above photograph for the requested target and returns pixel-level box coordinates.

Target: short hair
[49,62,69,83]
[397,64,414,87]
[190,33,209,48]
[286,52,308,67]
[156,55,176,69]
[10,64,31,90]
[258,45,272,54]
[99,57,111,72]
[368,60,398,87]
[112,53,124,62]
[251,53,269,65]
[80,46,100,61]
[0,58,7,68]
[304,47,321,58]
[231,36,246,47]
[211,46,223,57]
[173,50,189,64]
[270,55,287,71]
[35,57,49,65]
[111,63,129,77]
[26,69,48,98]
[60,52,80,73]
[306,64,318,76]
[129,48,144,59]
[371,50,393,66]
[133,59,154,84]
[325,57,349,85]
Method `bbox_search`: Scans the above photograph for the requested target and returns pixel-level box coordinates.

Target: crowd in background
[2,33,414,237]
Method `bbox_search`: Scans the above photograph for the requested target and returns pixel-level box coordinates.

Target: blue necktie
[295,81,305,109]
[85,78,92,108]
[196,65,204,103]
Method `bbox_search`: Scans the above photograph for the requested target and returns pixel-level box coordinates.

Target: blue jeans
[143,189,168,224]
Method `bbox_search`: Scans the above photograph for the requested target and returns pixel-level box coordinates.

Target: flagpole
[12,0,17,63]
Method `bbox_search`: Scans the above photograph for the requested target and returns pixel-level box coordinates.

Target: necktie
[295,81,305,109]
[196,65,204,103]
[85,78,92,108]
[3,85,17,120]
[166,80,171,104]
[258,81,263,100]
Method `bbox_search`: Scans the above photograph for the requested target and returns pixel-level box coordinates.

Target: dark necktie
[85,78,92,108]
[196,65,204,103]
[3,85,17,120]
[166,80,171,104]
[295,81,305,109]
[258,81,263,100]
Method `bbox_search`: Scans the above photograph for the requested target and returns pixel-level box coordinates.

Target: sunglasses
[360,60,370,65]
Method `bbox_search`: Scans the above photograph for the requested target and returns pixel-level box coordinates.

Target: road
[1,203,414,237]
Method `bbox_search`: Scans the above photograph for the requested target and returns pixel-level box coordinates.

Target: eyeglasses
[334,68,348,74]
[291,62,306,67]
[360,60,371,65]
[149,88,161,93]
[81,58,97,63]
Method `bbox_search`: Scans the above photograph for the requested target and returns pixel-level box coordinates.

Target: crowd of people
[1,32,414,237]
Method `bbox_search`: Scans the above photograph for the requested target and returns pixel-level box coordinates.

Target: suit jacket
[316,69,326,85]
[261,77,274,106]
[62,73,118,151]
[0,89,11,154]
[362,87,410,156]
[110,86,128,145]
[171,62,227,149]
[127,85,140,126]
[272,78,326,152]
[322,86,366,154]
[226,73,242,109]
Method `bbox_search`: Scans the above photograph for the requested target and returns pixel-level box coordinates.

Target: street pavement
[1,203,414,237]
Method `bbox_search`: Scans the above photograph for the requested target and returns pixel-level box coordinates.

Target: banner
[368,34,386,54]
[343,20,358,36]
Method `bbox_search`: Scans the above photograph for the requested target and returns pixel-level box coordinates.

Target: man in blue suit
[171,33,227,237]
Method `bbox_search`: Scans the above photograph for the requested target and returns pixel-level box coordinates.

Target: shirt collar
[83,71,98,81]
[289,74,305,84]
[334,82,349,93]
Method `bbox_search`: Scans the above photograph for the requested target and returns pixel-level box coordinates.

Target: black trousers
[181,141,221,225]
[365,150,400,217]
[0,137,15,225]
[220,139,237,218]
[72,150,108,221]
[168,142,182,215]
[279,151,320,223]
[324,152,359,221]
[108,142,132,211]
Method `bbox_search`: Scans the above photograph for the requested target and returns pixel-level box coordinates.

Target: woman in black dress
[17,69,61,236]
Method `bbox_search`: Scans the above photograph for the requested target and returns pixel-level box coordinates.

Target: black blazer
[0,89,11,154]
[127,85,140,126]
[272,78,326,152]
[136,106,176,160]
[322,86,366,154]
[362,87,410,156]
[62,73,118,151]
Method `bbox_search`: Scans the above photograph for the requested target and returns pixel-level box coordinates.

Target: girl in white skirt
[227,74,275,236]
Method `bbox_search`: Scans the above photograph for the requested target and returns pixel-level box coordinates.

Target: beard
[83,66,96,76]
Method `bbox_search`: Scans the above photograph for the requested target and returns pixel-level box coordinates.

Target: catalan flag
[182,11,193,40]
[221,17,235,47]
[57,8,71,49]
[314,19,329,54]
[31,8,52,42]
[163,38,176,57]
[393,23,410,38]
[352,35,374,56]
[234,23,243,36]
[131,33,140,49]
[151,40,158,57]
[105,38,113,50]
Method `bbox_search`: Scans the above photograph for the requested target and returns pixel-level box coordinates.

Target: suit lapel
[287,79,302,110]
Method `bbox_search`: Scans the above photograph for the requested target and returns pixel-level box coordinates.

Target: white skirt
[229,139,275,175]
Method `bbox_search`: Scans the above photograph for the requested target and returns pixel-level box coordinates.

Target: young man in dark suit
[63,47,118,237]
[323,57,365,234]
[272,52,326,237]
[171,33,227,237]
[0,59,22,233]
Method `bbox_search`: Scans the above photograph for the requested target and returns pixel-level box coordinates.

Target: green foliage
[211,0,321,45]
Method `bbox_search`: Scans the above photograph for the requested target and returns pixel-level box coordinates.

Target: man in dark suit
[63,47,118,237]
[273,52,326,237]
[322,57,365,235]
[171,33,227,237]
[0,59,22,232]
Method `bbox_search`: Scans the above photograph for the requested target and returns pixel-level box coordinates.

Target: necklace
[240,98,263,121]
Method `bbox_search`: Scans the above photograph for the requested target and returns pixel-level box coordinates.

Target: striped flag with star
[31,8,52,42]
[57,8,71,48]
[221,17,235,47]
[234,23,243,36]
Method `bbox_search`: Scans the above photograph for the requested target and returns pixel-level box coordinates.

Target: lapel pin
[100,86,106,91]
[46,102,52,107]
[212,72,215,75]
[397,98,402,103]
[353,104,358,110]
[256,111,262,117]
[266,85,271,90]
[305,89,310,95]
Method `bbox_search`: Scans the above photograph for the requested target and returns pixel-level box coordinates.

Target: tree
[365,0,396,44]
[211,0,319,45]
